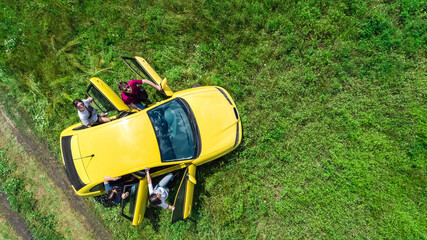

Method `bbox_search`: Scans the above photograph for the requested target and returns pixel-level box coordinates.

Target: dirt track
[0,105,112,239]
[0,189,33,239]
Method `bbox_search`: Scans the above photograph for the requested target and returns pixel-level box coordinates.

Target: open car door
[121,178,148,226]
[121,56,174,97]
[86,77,130,113]
[171,164,196,224]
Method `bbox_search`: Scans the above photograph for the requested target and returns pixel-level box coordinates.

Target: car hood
[180,87,240,158]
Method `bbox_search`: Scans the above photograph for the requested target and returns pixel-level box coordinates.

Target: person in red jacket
[118,79,162,111]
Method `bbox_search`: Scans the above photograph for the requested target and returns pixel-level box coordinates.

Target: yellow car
[60,57,242,225]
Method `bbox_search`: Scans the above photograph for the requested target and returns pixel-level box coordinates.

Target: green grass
[0,145,64,239]
[0,126,102,239]
[0,0,426,239]
[0,219,21,240]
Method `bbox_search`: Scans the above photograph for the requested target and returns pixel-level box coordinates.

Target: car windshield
[148,98,197,162]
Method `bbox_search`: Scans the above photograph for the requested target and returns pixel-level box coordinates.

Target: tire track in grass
[0,105,112,239]
[0,189,33,240]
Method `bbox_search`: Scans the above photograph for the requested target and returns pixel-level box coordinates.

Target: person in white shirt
[145,167,175,211]
[73,97,110,127]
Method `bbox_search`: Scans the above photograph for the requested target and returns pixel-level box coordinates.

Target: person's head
[107,187,121,202]
[73,99,85,112]
[149,193,162,206]
[118,82,132,94]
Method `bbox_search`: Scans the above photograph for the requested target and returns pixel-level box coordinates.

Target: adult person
[103,175,138,204]
[118,79,162,111]
[145,167,175,211]
[104,176,125,204]
[73,97,110,128]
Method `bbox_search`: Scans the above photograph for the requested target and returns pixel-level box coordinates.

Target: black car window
[86,84,117,113]
[121,183,138,221]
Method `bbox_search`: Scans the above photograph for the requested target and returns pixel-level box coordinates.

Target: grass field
[0,112,103,239]
[0,0,426,239]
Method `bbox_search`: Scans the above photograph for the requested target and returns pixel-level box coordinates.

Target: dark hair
[149,193,161,206]
[118,81,128,91]
[107,187,120,201]
[73,99,83,108]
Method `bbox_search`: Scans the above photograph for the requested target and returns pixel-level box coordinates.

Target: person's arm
[167,205,175,211]
[88,96,93,102]
[142,79,162,91]
[104,176,121,184]
[129,103,142,111]
[145,167,152,185]
[145,167,155,195]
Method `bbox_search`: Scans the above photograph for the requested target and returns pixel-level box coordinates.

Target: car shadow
[144,206,162,231]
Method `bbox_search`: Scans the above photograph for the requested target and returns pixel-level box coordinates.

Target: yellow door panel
[184,164,196,218]
[88,77,130,112]
[122,56,174,97]
[132,178,148,226]
[134,57,163,85]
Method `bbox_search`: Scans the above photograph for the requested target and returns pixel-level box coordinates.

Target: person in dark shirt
[103,176,125,204]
